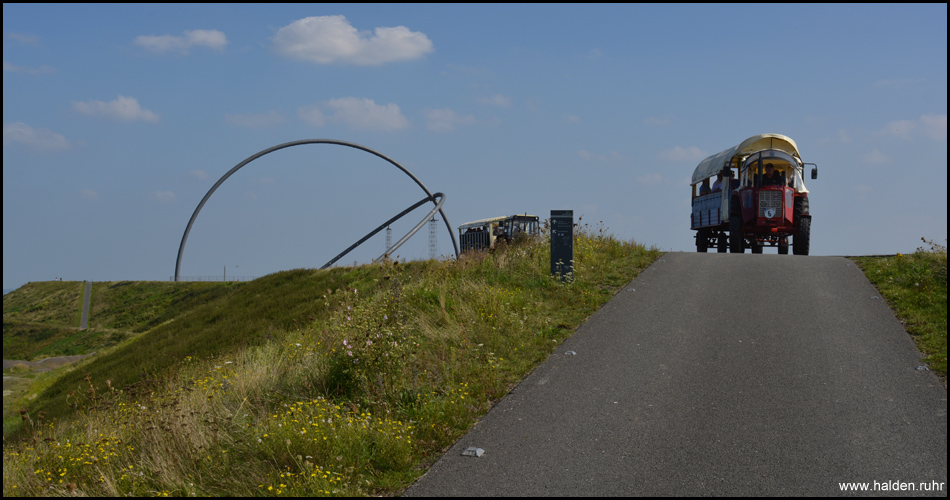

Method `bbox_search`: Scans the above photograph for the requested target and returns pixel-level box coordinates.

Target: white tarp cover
[459,216,509,230]
[459,215,539,231]
[691,134,801,185]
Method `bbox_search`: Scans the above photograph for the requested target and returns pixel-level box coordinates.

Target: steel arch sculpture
[174,139,459,281]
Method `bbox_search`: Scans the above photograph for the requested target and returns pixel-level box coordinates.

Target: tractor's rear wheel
[794,217,811,255]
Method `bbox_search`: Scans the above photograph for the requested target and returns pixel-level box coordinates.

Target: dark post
[550,210,574,282]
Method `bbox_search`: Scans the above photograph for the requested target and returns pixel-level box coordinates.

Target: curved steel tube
[174,139,459,281]
[375,192,446,264]
[321,192,445,269]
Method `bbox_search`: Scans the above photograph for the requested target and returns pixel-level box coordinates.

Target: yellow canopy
[692,134,801,185]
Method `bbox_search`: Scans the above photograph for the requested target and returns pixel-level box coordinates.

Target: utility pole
[429,217,439,260]
[386,226,392,256]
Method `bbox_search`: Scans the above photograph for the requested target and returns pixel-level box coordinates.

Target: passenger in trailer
[699,178,711,195]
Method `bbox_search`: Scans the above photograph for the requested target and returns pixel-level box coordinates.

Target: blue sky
[3,4,947,290]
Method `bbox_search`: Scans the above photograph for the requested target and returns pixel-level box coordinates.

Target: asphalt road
[404,253,947,496]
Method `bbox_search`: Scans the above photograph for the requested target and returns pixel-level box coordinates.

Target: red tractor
[691,134,817,254]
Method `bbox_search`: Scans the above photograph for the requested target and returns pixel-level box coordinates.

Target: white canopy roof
[459,216,509,230]
[459,214,539,231]
[691,134,802,185]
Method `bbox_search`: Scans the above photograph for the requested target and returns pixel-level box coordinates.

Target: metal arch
[321,192,446,269]
[174,139,459,281]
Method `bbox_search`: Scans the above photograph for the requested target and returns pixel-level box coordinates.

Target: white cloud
[837,129,851,143]
[424,108,475,132]
[134,29,228,54]
[297,105,327,127]
[72,95,160,123]
[272,15,433,65]
[80,189,99,200]
[154,191,176,202]
[480,94,511,108]
[225,111,284,128]
[644,116,672,128]
[864,149,890,164]
[3,122,71,151]
[656,146,705,162]
[188,169,211,180]
[299,97,409,131]
[3,61,55,75]
[883,114,947,141]
[885,119,917,138]
[327,98,408,131]
[5,33,40,46]
[919,114,947,140]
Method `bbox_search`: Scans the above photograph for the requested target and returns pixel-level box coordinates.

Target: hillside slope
[3,280,236,361]
[3,230,663,496]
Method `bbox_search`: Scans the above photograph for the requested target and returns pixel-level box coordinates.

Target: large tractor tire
[729,216,744,253]
[793,196,809,226]
[794,216,811,255]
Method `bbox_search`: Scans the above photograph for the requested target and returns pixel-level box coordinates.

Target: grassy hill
[3,231,944,497]
[3,280,236,361]
[3,224,665,496]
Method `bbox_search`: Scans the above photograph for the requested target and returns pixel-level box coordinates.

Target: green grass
[3,281,237,361]
[2,223,662,496]
[2,281,85,328]
[851,238,947,381]
[85,280,238,332]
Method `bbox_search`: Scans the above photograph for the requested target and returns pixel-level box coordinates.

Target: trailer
[459,214,540,252]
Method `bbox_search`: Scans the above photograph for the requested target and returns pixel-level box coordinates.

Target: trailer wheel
[696,229,709,253]
[717,233,728,253]
[729,216,744,253]
[794,217,811,255]
[778,236,789,255]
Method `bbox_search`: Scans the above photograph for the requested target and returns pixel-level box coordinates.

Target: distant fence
[171,276,258,282]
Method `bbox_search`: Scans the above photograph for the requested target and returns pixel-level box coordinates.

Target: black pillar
[550,210,573,281]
